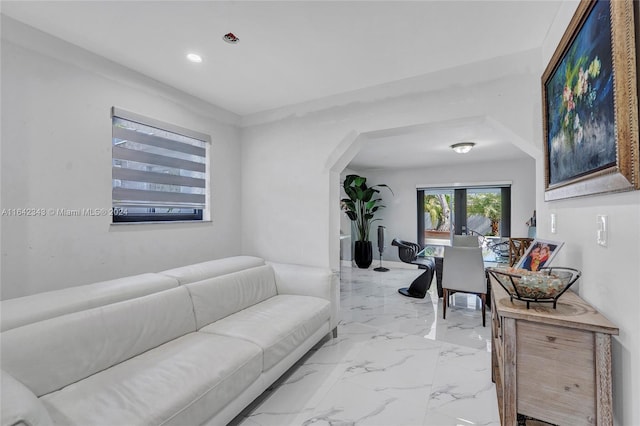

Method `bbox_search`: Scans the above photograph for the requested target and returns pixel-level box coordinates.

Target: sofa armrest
[267,262,339,335]
[1,370,53,426]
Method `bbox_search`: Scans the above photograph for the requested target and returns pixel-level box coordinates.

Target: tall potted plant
[341,174,393,268]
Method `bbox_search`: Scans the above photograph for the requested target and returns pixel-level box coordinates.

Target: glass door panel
[466,188,502,236]
[423,190,453,246]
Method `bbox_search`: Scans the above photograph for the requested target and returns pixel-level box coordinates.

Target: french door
[417,185,511,246]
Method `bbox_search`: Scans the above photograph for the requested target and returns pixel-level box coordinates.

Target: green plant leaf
[375,184,394,196]
[344,187,357,201]
[362,188,377,202]
[343,174,358,188]
[353,176,366,187]
[341,174,393,241]
[342,200,356,211]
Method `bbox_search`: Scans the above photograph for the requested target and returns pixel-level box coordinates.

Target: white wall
[537,2,640,424]
[241,48,543,273]
[1,18,243,299]
[363,157,535,263]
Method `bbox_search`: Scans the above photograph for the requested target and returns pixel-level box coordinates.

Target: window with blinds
[111,108,209,223]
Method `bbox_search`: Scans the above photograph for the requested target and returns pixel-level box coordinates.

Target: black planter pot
[354,241,373,269]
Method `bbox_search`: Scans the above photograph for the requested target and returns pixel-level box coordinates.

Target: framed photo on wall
[542,0,639,201]
[515,239,564,271]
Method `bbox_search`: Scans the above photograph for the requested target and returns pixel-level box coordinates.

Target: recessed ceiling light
[186,53,203,63]
[450,142,476,154]
[222,32,240,44]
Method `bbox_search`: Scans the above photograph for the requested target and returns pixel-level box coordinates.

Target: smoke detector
[222,33,240,44]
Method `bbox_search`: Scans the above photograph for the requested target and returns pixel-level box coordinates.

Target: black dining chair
[391,238,435,298]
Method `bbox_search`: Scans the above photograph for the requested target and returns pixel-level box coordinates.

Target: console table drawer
[517,321,596,425]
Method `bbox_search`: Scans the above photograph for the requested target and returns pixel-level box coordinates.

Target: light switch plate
[550,213,557,234]
[597,214,607,246]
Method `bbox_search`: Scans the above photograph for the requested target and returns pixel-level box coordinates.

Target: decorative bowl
[487,266,581,308]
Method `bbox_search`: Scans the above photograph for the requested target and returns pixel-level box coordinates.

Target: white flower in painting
[574,114,584,145]
[576,68,589,98]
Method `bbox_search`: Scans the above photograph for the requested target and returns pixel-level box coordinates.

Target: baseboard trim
[340,260,417,270]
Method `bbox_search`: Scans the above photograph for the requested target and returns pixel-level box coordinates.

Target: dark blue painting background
[546,0,615,185]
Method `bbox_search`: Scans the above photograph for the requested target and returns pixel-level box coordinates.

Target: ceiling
[1,0,564,170]
[353,116,535,171]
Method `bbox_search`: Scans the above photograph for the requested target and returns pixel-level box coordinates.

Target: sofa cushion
[185,265,278,329]
[268,261,338,331]
[0,273,178,332]
[1,287,196,397]
[1,370,53,426]
[160,255,265,285]
[200,294,331,371]
[39,333,262,426]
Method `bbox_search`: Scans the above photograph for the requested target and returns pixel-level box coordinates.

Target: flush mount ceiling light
[450,142,476,154]
[222,32,240,44]
[186,53,203,63]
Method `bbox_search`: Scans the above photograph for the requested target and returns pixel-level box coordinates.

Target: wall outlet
[597,215,607,247]
[550,213,557,234]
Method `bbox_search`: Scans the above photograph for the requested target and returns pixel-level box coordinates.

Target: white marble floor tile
[300,380,429,426]
[427,357,499,425]
[232,266,499,426]
[340,333,441,405]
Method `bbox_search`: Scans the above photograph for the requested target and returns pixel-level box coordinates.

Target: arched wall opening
[325,118,538,272]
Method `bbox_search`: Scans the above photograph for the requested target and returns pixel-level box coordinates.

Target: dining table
[417,242,509,307]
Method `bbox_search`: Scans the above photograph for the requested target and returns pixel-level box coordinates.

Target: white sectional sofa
[0,256,338,426]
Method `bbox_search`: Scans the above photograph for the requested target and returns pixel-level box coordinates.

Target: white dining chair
[441,246,487,326]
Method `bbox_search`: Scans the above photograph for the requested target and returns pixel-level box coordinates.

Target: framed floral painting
[542,0,639,201]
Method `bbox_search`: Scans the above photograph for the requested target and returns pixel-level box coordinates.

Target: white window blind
[111,107,210,223]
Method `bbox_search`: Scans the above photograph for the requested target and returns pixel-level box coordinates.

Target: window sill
[110,220,212,226]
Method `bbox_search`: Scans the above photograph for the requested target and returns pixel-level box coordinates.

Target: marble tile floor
[230,266,500,426]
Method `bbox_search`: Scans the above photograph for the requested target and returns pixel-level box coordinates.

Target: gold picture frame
[542,0,639,201]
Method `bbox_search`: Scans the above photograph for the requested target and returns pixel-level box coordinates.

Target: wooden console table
[490,277,618,425]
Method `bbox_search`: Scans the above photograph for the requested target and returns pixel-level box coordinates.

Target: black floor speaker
[374,225,389,272]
